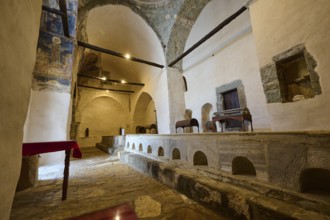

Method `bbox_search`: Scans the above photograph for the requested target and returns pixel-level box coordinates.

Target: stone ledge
[119,152,330,220]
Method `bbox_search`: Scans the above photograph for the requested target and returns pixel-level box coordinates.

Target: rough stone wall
[250,0,330,131]
[125,132,330,191]
[0,1,42,219]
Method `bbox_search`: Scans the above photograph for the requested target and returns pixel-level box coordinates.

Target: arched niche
[232,156,256,176]
[132,143,135,150]
[300,168,330,195]
[193,151,208,166]
[139,143,143,152]
[126,142,130,148]
[158,147,164,156]
[147,145,152,154]
[201,103,213,132]
[172,148,181,160]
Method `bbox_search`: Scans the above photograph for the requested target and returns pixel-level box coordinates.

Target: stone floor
[11,147,228,220]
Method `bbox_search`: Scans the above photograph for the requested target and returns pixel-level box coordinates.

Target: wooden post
[62,149,71,200]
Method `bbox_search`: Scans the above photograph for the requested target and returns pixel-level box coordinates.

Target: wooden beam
[78,84,135,93]
[168,6,247,67]
[77,41,164,69]
[58,0,70,38]
[42,6,65,16]
[78,74,145,86]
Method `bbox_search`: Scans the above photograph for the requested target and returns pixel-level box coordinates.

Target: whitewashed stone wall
[183,0,271,132]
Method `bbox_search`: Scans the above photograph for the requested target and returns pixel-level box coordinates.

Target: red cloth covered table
[22,140,82,200]
[69,203,138,220]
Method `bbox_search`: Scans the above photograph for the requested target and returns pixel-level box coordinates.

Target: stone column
[166,67,186,133]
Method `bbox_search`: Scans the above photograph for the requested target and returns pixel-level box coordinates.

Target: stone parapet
[124,132,330,192]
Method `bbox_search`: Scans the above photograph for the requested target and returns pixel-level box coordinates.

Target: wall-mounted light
[124,54,131,59]
[101,76,107,81]
[121,80,126,84]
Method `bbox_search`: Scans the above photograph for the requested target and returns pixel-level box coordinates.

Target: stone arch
[147,145,152,154]
[158,147,164,156]
[172,148,181,160]
[232,156,256,176]
[201,103,213,132]
[132,143,135,150]
[166,0,211,69]
[78,92,125,113]
[193,151,208,166]
[133,92,157,134]
[139,143,143,152]
[300,168,330,194]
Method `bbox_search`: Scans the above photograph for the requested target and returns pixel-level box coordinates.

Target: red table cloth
[22,140,82,158]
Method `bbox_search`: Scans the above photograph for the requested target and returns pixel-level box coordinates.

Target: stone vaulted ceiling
[77,0,211,83]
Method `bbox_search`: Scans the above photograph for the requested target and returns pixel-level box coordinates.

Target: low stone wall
[124,132,330,192]
[119,152,330,219]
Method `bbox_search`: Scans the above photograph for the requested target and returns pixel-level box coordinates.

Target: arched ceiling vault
[77,0,211,76]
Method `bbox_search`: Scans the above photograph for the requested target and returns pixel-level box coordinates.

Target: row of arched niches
[126,142,330,197]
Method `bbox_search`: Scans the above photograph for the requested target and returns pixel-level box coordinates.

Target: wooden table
[22,140,82,200]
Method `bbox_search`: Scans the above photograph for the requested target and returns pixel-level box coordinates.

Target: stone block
[16,155,39,191]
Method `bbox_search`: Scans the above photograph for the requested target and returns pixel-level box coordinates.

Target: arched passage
[232,156,256,176]
[133,92,157,134]
[193,151,208,166]
[300,168,330,194]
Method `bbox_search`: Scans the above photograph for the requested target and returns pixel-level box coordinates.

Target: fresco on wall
[32,31,74,93]
[32,0,77,93]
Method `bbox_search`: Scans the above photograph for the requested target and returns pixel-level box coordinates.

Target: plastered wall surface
[81,97,127,136]
[250,0,330,131]
[24,91,71,166]
[183,0,270,131]
[0,1,42,219]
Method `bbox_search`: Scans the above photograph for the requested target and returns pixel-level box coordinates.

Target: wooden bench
[212,107,253,132]
[175,119,200,133]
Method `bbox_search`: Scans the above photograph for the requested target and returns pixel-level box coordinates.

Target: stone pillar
[166,67,186,133]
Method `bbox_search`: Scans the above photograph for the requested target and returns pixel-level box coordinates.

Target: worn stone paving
[11,147,228,220]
